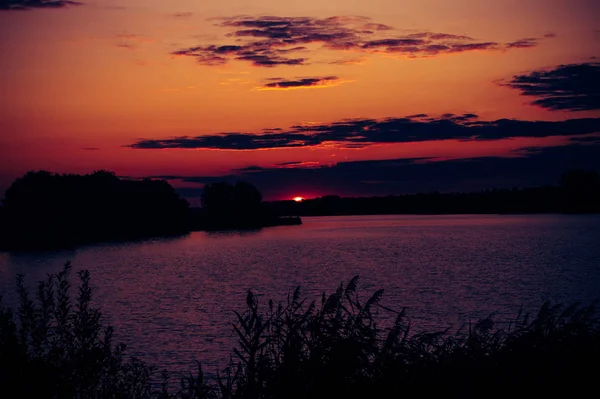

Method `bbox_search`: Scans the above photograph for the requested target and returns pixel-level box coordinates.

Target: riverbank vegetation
[1,264,598,398]
[267,169,600,216]
[189,181,301,230]
[0,171,299,250]
[0,171,190,250]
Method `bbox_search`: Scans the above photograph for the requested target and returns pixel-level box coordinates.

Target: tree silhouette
[265,171,600,216]
[233,181,262,208]
[0,170,190,249]
[196,180,273,229]
[200,182,235,211]
[201,181,263,212]
[559,169,600,213]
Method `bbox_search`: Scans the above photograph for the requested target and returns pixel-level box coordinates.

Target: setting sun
[293,197,305,202]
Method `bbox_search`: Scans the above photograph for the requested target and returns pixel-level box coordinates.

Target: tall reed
[1,264,598,398]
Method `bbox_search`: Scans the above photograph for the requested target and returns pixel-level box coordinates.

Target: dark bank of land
[1,169,598,250]
[187,180,301,231]
[0,171,299,251]
[266,169,600,217]
[1,264,599,399]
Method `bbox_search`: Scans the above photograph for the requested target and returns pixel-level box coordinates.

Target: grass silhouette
[1,264,598,398]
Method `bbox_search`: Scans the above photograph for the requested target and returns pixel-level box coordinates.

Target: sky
[1,0,599,201]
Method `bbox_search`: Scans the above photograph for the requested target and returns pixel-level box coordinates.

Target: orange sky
[1,0,599,200]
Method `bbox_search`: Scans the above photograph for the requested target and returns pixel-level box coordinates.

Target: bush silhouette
[2,265,599,398]
[0,263,153,398]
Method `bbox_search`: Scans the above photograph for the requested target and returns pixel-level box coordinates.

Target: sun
[293,196,304,202]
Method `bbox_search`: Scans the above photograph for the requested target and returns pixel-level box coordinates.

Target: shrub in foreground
[0,263,153,398]
[1,264,599,398]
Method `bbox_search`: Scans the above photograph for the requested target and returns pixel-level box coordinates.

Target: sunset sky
[1,0,599,201]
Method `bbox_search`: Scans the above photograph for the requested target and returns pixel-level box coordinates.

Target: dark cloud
[274,161,321,168]
[328,57,367,65]
[171,12,193,18]
[505,38,539,48]
[503,62,600,111]
[567,134,600,144]
[162,140,600,199]
[172,15,547,67]
[144,175,185,180]
[81,147,99,151]
[0,0,79,10]
[238,166,265,172]
[446,42,498,53]
[172,47,228,66]
[424,33,473,41]
[128,114,600,150]
[236,54,305,67]
[504,34,557,49]
[173,44,306,67]
[260,76,341,89]
[361,38,426,49]
[116,43,135,50]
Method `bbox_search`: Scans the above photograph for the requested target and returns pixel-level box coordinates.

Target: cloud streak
[258,76,350,90]
[171,12,193,18]
[505,38,540,49]
[171,15,551,67]
[129,114,600,150]
[159,140,600,199]
[503,62,600,111]
[0,0,80,10]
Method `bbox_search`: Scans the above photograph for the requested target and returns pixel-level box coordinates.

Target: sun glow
[293,196,304,202]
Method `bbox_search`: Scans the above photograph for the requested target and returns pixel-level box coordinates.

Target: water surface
[1,214,599,373]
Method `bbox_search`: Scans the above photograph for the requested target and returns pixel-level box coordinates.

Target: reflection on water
[1,214,600,374]
[204,228,264,238]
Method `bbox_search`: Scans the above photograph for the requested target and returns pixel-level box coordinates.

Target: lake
[1,214,599,375]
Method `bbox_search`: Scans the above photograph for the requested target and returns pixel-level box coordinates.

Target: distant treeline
[1,169,598,250]
[265,170,600,216]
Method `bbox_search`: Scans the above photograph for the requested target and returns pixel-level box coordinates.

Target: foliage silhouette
[1,265,599,398]
[0,263,153,398]
[266,169,600,216]
[0,170,190,250]
[193,180,299,230]
[200,181,262,213]
[0,172,300,249]
[559,169,600,213]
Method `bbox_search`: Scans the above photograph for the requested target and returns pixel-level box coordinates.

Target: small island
[188,180,302,231]
[0,171,300,251]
